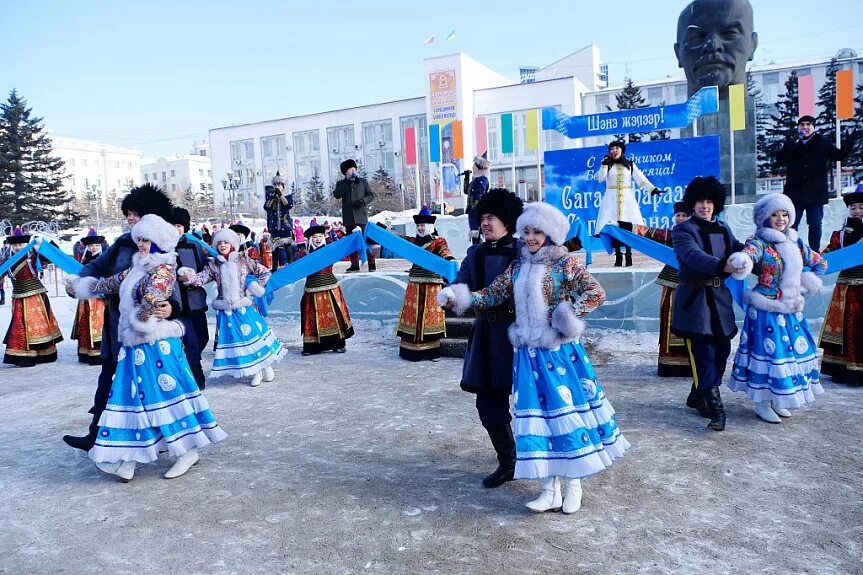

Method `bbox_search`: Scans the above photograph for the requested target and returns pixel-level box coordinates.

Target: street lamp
[220,172,241,222]
[85,184,100,231]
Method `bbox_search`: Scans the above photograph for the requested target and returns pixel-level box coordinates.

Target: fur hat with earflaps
[516,202,571,246]
[682,176,726,216]
[121,183,173,220]
[475,188,524,234]
[340,159,358,175]
[752,193,796,231]
[211,227,241,251]
[131,214,180,253]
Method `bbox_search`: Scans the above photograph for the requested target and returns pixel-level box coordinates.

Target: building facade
[51,136,143,209]
[140,154,213,207]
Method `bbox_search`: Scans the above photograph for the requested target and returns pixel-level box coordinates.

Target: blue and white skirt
[512,342,629,480]
[211,306,284,378]
[90,337,227,464]
[728,306,823,409]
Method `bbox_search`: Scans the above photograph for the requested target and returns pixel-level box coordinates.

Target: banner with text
[543,135,721,247]
[542,86,718,139]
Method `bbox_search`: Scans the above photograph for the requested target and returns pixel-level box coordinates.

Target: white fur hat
[131,214,179,252]
[212,227,241,251]
[516,202,571,246]
[752,193,795,229]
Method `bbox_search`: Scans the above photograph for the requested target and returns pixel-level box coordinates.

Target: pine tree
[0,90,80,225]
[302,169,330,216]
[816,58,840,146]
[614,77,648,143]
[369,166,403,214]
[183,184,198,218]
[850,83,863,178]
[287,181,303,217]
[749,72,772,178]
[763,71,800,177]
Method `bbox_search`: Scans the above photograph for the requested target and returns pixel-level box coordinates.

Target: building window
[796,67,811,76]
[230,138,255,188]
[69,158,75,167]
[327,125,357,178]
[292,130,321,189]
[261,134,287,185]
[487,116,499,162]
[207,170,212,177]
[161,172,167,182]
[199,169,204,177]
[82,159,88,167]
[171,184,177,192]
[361,120,394,175]
[762,72,779,104]
[144,174,149,182]
[170,170,175,177]
[152,172,157,180]
[115,161,120,168]
[647,87,664,106]
[128,162,132,170]
[674,83,688,103]
[595,93,610,113]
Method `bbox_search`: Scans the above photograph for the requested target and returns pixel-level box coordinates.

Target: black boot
[702,387,726,431]
[62,412,99,451]
[482,424,516,488]
[191,364,206,390]
[686,383,713,418]
[624,249,633,267]
[613,247,623,267]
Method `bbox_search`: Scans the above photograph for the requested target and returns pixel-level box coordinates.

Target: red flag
[404,127,417,165]
[797,75,815,118]
[475,117,488,156]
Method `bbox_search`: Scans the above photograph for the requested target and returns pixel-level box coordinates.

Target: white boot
[560,477,583,514]
[263,366,275,382]
[96,460,136,483]
[771,403,792,418]
[164,449,199,479]
[250,371,263,387]
[525,477,562,513]
[755,401,781,423]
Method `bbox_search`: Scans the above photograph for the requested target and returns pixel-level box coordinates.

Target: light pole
[85,184,100,231]
[220,172,241,222]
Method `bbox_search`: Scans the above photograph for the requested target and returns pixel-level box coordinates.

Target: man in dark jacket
[62,184,176,451]
[777,115,856,247]
[333,159,375,272]
[170,207,210,390]
[672,176,746,432]
[448,188,523,487]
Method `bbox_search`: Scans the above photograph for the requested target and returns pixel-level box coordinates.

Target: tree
[749,72,772,178]
[286,181,303,217]
[850,83,863,179]
[816,59,859,187]
[614,78,647,143]
[368,167,403,214]
[0,89,80,226]
[301,169,331,216]
[763,71,800,177]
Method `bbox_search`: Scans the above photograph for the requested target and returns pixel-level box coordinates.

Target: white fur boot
[560,477,583,514]
[96,460,136,482]
[164,449,199,479]
[771,403,792,418]
[525,477,562,513]
[755,401,781,423]
[250,371,264,387]
[263,366,275,382]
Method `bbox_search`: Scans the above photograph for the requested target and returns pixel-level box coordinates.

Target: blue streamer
[183,233,219,257]
[34,239,83,275]
[0,239,38,278]
[364,224,458,282]
[822,242,863,275]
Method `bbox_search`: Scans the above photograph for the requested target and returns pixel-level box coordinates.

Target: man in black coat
[333,159,375,272]
[446,188,523,487]
[62,184,177,451]
[170,207,210,390]
[672,176,746,431]
[777,115,856,247]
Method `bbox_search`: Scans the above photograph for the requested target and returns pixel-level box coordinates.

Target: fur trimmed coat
[594,162,657,233]
[728,228,826,314]
[446,245,605,349]
[73,252,184,347]
[182,251,271,311]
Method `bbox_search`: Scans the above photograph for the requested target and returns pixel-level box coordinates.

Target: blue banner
[36,240,83,275]
[822,242,863,275]
[0,239,38,278]
[183,233,219,257]
[542,86,718,139]
[428,123,441,163]
[364,224,458,282]
[544,135,721,250]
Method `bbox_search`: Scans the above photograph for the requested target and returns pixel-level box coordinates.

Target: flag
[451,120,464,159]
[423,35,435,45]
[500,113,514,154]
[404,127,417,165]
[797,75,815,118]
[474,117,488,156]
[445,30,456,42]
[525,109,539,152]
[428,124,441,162]
[837,69,854,120]
[728,83,745,131]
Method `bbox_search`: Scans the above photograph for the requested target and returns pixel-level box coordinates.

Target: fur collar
[746,226,804,313]
[212,251,253,311]
[507,245,571,349]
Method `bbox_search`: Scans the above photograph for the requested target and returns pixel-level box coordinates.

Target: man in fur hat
[264,172,294,269]
[449,188,524,488]
[463,152,491,245]
[62,184,178,451]
[777,115,856,248]
[333,159,375,272]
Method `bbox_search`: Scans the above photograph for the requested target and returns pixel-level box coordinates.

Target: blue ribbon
[599,225,744,307]
[183,233,219,257]
[254,232,367,316]
[569,217,592,266]
[35,239,83,275]
[364,224,458,283]
[0,239,38,277]
[822,242,863,275]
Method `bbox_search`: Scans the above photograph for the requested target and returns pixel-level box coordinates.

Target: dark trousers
[345,224,376,268]
[475,391,512,427]
[791,202,824,249]
[685,338,731,390]
[87,359,118,434]
[180,312,210,387]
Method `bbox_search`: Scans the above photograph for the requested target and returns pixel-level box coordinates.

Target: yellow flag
[525,109,539,152]
[729,84,746,131]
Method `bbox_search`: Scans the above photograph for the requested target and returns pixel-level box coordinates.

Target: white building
[209,44,862,213]
[140,154,213,204]
[51,136,143,208]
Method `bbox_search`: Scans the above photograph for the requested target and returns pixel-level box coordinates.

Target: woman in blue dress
[727,193,827,423]
[72,214,227,482]
[439,202,629,514]
[180,227,284,387]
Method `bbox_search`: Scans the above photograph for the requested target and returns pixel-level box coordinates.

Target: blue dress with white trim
[211,305,284,378]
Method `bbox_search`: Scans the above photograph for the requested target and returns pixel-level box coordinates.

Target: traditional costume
[71,229,106,365]
[298,225,354,355]
[727,193,827,422]
[395,207,456,361]
[2,229,63,367]
[819,186,863,385]
[464,153,491,244]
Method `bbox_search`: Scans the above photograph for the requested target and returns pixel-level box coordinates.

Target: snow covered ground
[0,295,861,574]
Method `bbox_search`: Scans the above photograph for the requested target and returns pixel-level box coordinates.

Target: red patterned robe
[70,251,104,364]
[396,235,455,361]
[3,253,63,366]
[819,224,863,385]
[299,251,354,354]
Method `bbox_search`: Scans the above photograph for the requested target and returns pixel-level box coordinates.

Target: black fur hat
[608,140,627,154]
[672,201,689,215]
[121,183,173,220]
[340,159,358,175]
[682,176,726,215]
[474,188,524,233]
[170,207,192,233]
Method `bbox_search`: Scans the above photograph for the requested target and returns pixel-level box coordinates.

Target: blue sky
[2,0,860,158]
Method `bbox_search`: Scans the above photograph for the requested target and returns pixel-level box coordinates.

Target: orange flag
[837,70,854,120]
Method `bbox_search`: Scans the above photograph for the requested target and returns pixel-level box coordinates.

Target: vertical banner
[429,70,458,123]
[500,113,514,154]
[451,120,464,160]
[525,109,539,152]
[837,69,854,120]
[475,116,488,156]
[728,84,746,131]
[404,127,417,166]
[797,75,815,118]
[428,123,441,163]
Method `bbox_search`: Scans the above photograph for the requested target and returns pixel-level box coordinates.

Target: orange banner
[837,69,854,120]
[451,120,463,160]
